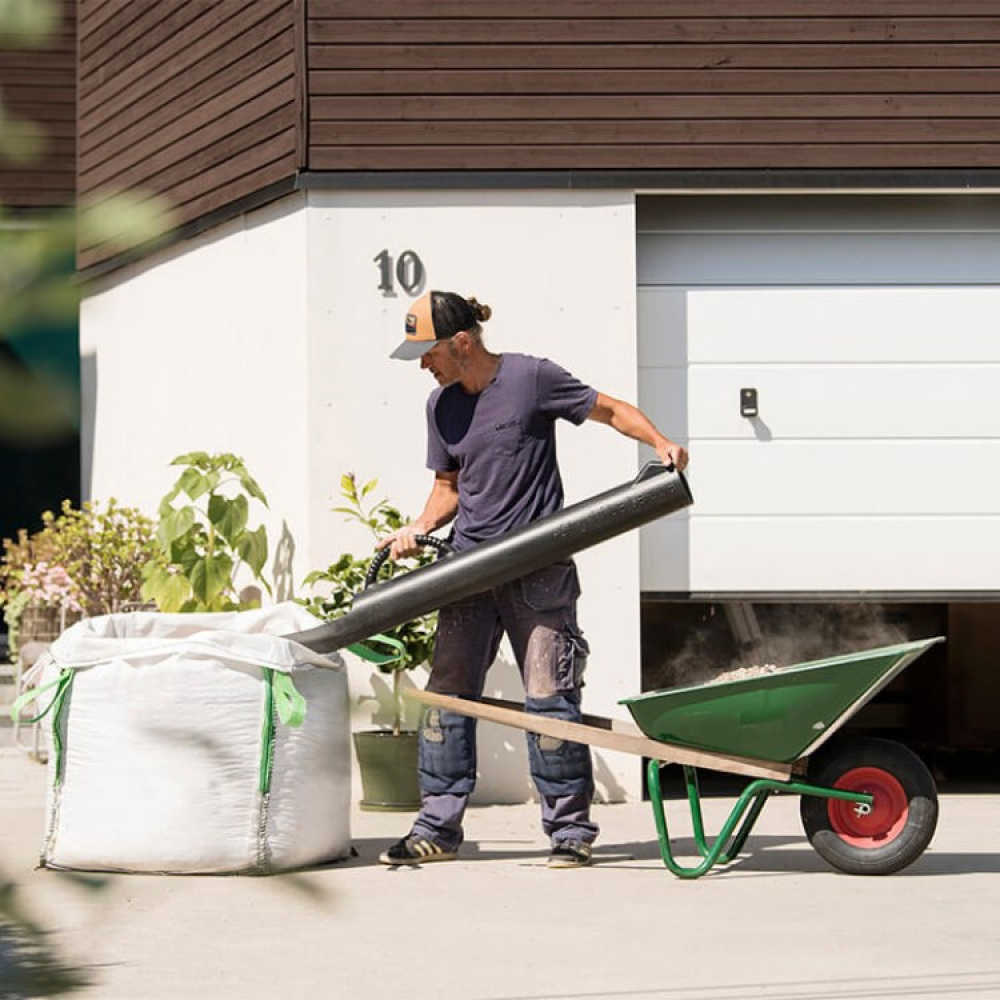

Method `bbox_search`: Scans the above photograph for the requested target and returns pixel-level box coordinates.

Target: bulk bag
[21,603,349,874]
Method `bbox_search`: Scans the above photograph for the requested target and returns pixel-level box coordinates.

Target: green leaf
[178,467,211,501]
[171,451,210,467]
[190,553,233,606]
[239,475,269,508]
[208,493,248,544]
[157,506,195,548]
[236,525,268,578]
[170,535,201,573]
[141,567,191,612]
[361,478,378,497]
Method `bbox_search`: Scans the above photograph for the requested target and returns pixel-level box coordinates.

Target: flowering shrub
[0,499,161,659]
[16,562,82,613]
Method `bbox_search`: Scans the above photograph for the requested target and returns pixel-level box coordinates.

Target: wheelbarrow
[407,635,944,878]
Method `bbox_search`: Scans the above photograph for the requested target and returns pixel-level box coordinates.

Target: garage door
[637,195,1000,595]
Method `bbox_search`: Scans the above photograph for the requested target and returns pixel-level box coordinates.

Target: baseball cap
[391,290,474,361]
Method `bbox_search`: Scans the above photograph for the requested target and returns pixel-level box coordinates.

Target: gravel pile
[706,663,781,685]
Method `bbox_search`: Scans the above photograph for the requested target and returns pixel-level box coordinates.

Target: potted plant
[300,473,439,810]
[0,499,160,661]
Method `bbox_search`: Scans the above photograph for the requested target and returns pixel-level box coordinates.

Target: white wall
[80,196,312,601]
[305,189,643,802]
[81,188,648,802]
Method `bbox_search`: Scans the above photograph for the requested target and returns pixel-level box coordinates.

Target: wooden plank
[142,127,297,207]
[311,93,1000,121]
[311,119,1000,147]
[78,0,288,119]
[79,64,296,187]
[308,68,1000,96]
[407,689,794,781]
[308,18,1000,46]
[81,3,204,79]
[167,151,297,230]
[80,10,291,143]
[0,68,76,89]
[78,0,148,45]
[77,140,297,265]
[81,108,296,200]
[310,0,1000,18]
[310,142,1000,170]
[308,41,1000,72]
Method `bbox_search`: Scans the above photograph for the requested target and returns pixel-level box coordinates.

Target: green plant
[141,452,271,613]
[301,473,439,734]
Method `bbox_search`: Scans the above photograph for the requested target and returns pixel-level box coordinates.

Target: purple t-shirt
[426,353,598,550]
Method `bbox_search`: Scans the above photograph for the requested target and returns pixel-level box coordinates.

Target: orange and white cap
[391,291,469,361]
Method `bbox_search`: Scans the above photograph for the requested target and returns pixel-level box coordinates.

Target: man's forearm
[414,477,459,533]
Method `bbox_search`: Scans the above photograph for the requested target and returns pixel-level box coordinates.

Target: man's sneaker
[547,841,593,869]
[379,835,458,866]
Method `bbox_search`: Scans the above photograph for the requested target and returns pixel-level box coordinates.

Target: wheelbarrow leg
[682,765,772,863]
[648,759,779,878]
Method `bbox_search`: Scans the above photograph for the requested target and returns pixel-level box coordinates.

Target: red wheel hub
[828,766,909,847]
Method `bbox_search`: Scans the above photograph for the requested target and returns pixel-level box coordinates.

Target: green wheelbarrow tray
[620,636,945,763]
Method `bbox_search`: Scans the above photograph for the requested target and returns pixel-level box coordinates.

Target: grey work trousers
[410,560,599,851]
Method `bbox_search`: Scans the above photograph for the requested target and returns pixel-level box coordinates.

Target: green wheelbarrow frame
[407,636,945,878]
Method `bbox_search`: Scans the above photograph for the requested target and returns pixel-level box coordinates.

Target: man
[378,290,688,869]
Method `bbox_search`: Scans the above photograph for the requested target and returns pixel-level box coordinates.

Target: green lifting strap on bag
[270,670,307,728]
[347,633,407,666]
[10,669,73,725]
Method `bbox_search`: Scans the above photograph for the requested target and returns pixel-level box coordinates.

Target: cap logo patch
[405,313,417,335]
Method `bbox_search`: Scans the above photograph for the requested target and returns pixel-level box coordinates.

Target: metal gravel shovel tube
[287,462,693,656]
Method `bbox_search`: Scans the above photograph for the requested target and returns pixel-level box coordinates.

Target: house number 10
[374,249,424,294]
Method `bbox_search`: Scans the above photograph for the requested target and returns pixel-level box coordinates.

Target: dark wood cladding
[307,0,1000,172]
[0,2,76,208]
[77,0,303,270]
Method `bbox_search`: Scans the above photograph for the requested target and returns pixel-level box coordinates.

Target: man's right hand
[376,523,430,561]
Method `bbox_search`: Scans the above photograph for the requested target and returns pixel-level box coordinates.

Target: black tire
[800,737,938,876]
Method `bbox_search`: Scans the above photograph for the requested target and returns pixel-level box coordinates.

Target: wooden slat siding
[315,96,1000,121]
[311,69,1000,96]
[312,43,1000,71]
[80,65,296,189]
[80,1,286,127]
[311,19,1000,45]
[0,0,76,208]
[81,8,292,148]
[315,1,1000,15]
[307,3,1000,173]
[77,0,302,270]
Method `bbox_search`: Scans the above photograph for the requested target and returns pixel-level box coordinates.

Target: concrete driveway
[2,749,999,1000]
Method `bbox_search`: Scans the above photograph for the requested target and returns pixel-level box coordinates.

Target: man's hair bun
[467,297,492,323]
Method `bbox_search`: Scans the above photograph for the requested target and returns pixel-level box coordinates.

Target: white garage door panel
[681,288,1000,364]
[637,288,688,366]
[637,232,1000,286]
[681,365,1000,439]
[640,519,690,592]
[684,441,999,516]
[683,517,1000,592]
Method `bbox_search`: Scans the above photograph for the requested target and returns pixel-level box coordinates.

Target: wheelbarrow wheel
[800,737,938,876]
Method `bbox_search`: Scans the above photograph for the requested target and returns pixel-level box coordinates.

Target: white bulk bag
[27,602,349,874]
